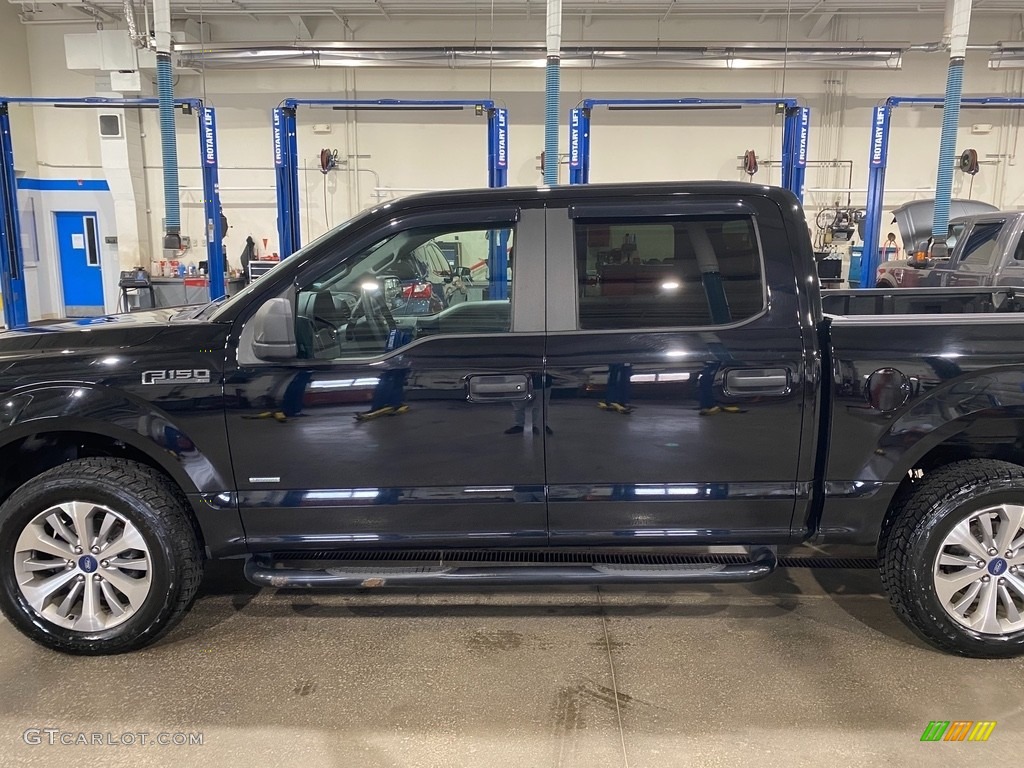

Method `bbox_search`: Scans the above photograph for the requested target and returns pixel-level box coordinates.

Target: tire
[880,459,1024,657]
[0,458,202,655]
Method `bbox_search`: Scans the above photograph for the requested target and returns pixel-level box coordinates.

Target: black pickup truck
[2,182,1024,658]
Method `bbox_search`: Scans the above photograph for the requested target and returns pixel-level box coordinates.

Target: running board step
[244,547,778,589]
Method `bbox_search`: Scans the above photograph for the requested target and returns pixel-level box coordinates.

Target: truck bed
[821,286,1024,316]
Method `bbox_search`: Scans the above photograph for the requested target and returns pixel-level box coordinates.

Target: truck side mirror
[908,237,937,268]
[251,297,297,360]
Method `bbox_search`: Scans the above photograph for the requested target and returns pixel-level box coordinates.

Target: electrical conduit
[932,0,973,241]
[155,0,181,250]
[544,0,561,186]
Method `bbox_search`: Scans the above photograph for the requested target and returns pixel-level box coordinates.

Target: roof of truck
[390,180,798,208]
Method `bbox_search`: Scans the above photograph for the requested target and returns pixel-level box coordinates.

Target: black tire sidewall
[0,473,182,653]
[904,480,1024,656]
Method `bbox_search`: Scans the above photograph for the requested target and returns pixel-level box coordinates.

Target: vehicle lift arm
[0,96,226,328]
[567,98,811,203]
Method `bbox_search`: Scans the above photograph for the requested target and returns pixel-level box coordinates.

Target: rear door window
[573,215,765,329]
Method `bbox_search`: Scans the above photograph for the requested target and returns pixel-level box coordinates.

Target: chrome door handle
[466,374,532,402]
[724,368,790,396]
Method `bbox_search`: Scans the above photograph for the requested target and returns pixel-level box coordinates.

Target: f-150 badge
[141,369,211,385]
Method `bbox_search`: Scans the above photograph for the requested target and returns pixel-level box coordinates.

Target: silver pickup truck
[876,209,1024,289]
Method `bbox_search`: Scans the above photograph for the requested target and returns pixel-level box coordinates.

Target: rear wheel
[881,459,1024,657]
[0,458,202,654]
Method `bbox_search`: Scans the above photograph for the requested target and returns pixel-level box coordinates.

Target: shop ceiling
[14,0,1024,24]
[11,1,1024,70]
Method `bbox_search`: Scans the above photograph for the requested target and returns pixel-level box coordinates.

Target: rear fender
[879,369,1024,484]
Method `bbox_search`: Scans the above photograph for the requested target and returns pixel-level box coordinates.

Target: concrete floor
[0,562,1021,768]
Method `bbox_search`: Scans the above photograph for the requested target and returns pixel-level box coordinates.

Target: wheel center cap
[988,557,1008,576]
[78,555,98,573]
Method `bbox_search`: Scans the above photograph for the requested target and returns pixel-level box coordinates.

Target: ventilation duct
[544,0,561,186]
[931,0,972,241]
[174,41,907,71]
[155,0,181,250]
[123,1,148,50]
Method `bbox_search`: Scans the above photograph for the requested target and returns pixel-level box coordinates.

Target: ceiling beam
[800,1,826,22]
[289,14,312,41]
[809,12,836,39]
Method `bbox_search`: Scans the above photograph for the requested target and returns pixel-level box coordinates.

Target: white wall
[0,2,38,325]
[18,187,119,318]
[8,10,1024,301]
[0,4,38,169]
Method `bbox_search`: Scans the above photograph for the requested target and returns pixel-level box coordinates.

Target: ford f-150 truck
[1,182,1024,658]
[876,209,1024,289]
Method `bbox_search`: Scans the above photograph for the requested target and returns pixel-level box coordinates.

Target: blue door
[56,211,104,317]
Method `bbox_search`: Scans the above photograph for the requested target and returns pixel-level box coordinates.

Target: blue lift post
[568,98,811,202]
[0,96,226,328]
[272,98,510,296]
[861,96,1024,288]
[0,102,28,328]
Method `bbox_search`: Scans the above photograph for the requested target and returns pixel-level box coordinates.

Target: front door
[541,197,811,545]
[944,219,1004,287]
[55,211,104,316]
[225,206,549,551]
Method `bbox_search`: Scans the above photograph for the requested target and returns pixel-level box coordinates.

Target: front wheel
[0,458,202,654]
[881,459,1024,657]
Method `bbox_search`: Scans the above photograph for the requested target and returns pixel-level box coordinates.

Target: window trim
[562,211,770,335]
[568,200,759,220]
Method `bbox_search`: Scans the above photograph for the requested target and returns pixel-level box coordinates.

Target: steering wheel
[349,285,397,346]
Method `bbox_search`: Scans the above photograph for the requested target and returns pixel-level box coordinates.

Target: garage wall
[11,11,1024,278]
[0,2,40,324]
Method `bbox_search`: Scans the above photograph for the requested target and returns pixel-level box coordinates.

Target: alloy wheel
[932,504,1024,635]
[13,501,153,632]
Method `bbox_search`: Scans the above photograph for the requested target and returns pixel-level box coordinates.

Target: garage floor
[1,562,1020,768]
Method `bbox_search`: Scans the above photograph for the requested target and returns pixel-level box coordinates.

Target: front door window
[294,224,515,361]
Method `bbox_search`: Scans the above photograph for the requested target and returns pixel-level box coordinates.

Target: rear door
[542,195,812,545]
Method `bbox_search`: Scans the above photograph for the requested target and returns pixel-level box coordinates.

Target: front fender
[0,383,232,494]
